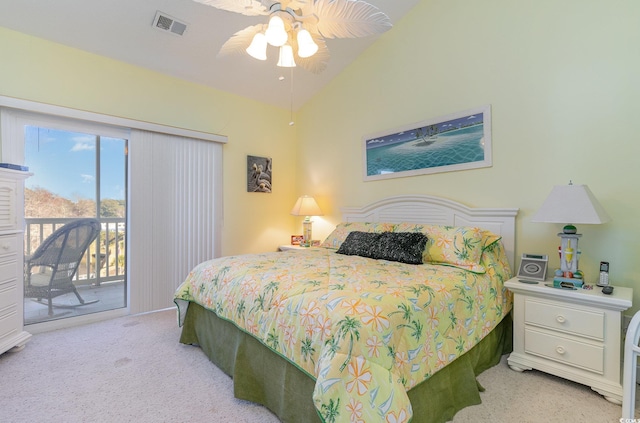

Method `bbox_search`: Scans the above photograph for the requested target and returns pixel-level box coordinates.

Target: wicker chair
[24,218,101,316]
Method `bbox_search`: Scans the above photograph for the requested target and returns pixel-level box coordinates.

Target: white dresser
[505,277,633,404]
[0,167,31,355]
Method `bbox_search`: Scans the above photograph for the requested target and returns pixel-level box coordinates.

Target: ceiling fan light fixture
[265,15,288,47]
[277,44,296,68]
[296,28,318,58]
[207,0,393,74]
[246,32,268,60]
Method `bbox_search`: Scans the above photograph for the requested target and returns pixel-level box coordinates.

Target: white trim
[0,95,227,144]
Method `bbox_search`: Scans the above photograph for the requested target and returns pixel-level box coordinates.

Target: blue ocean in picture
[366,124,485,176]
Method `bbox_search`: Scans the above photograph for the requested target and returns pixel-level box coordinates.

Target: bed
[174,194,518,423]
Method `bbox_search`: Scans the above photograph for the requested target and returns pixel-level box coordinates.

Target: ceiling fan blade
[217,24,265,57]
[311,0,392,39]
[193,0,269,16]
[294,36,330,74]
[281,0,309,10]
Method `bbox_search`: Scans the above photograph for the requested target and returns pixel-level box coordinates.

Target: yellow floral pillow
[393,223,487,273]
[481,230,503,251]
[320,222,397,249]
[479,231,511,277]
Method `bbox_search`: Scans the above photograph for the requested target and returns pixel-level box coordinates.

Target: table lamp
[531,181,610,284]
[290,195,323,246]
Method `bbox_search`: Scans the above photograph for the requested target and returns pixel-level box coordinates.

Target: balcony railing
[24,218,126,286]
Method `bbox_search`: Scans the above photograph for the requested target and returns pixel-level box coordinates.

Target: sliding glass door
[23,125,128,324]
[1,102,224,329]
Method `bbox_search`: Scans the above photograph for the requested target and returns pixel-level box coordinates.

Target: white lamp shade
[246,33,267,60]
[531,184,611,225]
[277,44,296,67]
[265,15,288,47]
[296,29,318,58]
[290,195,323,217]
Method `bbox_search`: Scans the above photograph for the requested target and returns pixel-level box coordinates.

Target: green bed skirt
[179,302,512,423]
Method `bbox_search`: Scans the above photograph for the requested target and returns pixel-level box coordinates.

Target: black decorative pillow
[336,231,428,265]
[336,231,381,258]
[373,232,428,265]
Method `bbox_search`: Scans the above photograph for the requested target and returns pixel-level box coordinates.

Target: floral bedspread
[174,243,512,423]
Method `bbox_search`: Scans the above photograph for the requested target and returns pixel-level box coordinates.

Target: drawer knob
[556,346,566,355]
[556,315,566,323]
[0,243,9,251]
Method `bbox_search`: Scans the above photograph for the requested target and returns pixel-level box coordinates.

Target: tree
[25,186,125,218]
[73,198,96,217]
[100,199,125,217]
[25,187,75,218]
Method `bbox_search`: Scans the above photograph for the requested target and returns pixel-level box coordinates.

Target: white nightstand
[505,277,633,404]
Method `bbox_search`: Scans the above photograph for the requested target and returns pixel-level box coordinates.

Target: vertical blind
[128,130,223,314]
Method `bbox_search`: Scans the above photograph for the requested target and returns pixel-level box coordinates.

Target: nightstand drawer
[0,234,19,261]
[524,298,604,341]
[525,328,604,374]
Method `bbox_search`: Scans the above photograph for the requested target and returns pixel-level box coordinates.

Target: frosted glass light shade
[290,195,323,218]
[265,15,288,47]
[277,44,296,67]
[246,33,267,60]
[531,183,611,231]
[296,29,318,58]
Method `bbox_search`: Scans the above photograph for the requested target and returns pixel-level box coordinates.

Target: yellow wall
[0,26,298,256]
[297,0,640,310]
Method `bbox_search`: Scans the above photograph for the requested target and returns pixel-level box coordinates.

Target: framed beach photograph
[363,105,492,181]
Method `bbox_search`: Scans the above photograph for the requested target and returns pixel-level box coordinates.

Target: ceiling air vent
[152,11,187,36]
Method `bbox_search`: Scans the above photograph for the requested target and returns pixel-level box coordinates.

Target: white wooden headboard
[341,194,519,269]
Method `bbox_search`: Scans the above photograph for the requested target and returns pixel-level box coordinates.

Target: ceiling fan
[194,0,392,73]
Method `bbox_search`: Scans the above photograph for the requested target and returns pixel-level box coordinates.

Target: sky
[24,126,126,201]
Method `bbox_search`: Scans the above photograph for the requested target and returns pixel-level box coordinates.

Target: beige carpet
[0,309,635,423]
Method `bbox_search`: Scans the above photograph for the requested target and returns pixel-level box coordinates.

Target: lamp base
[552,277,584,289]
[558,233,581,274]
[302,220,312,246]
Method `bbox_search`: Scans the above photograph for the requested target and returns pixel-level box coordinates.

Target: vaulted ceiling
[0,0,420,110]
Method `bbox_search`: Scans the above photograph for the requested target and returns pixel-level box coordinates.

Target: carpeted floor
[0,309,636,422]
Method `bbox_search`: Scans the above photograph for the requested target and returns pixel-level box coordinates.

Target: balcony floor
[24,281,126,325]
